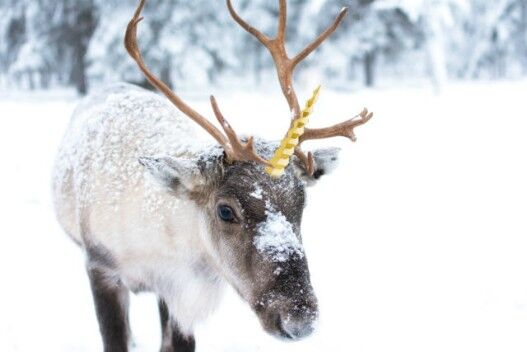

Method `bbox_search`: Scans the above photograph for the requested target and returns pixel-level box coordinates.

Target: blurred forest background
[0,0,526,95]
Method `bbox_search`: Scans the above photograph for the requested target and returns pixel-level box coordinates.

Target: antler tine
[294,148,315,176]
[300,108,374,144]
[126,0,271,166]
[291,7,348,69]
[277,0,287,41]
[210,96,271,166]
[226,0,270,45]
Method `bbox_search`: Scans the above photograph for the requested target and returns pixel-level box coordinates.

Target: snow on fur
[254,206,304,262]
[52,83,221,217]
[250,183,263,199]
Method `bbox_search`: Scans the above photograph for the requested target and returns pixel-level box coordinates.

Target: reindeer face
[207,160,317,340]
[140,142,340,340]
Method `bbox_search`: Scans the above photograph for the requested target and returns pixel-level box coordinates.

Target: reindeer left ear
[139,147,224,192]
[139,156,202,191]
[293,148,340,185]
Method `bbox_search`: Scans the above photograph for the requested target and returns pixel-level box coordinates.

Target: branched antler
[227,0,347,122]
[227,0,372,175]
[125,0,268,165]
[126,0,373,176]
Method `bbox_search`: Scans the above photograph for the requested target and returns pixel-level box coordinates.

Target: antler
[227,0,348,122]
[126,0,373,175]
[294,149,315,176]
[210,96,270,164]
[300,108,374,144]
[227,0,372,176]
[125,0,269,166]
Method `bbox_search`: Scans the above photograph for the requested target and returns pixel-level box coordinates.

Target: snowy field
[1,80,527,351]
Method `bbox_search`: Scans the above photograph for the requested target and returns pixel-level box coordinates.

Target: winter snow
[1,80,527,351]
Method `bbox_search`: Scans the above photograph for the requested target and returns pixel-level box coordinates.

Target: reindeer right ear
[139,151,223,192]
[293,148,340,185]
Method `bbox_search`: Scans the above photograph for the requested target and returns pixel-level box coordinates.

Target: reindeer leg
[87,265,131,352]
[158,298,196,352]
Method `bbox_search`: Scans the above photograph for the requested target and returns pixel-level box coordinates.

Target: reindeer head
[126,0,372,341]
[140,142,339,339]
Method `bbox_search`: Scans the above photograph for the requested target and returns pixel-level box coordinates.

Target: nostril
[273,311,292,339]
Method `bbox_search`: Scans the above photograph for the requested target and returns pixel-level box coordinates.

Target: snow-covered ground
[1,80,526,352]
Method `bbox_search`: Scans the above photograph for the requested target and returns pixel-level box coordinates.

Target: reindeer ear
[139,148,223,192]
[139,156,199,190]
[294,148,340,185]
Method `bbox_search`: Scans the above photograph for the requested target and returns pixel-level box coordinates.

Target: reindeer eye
[217,205,237,223]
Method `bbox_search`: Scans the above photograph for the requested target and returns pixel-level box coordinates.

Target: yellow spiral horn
[266,85,321,178]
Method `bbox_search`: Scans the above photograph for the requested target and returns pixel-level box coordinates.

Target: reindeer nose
[274,296,318,340]
[279,310,317,339]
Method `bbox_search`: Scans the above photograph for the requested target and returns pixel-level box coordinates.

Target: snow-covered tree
[312,0,419,87]
[446,0,527,79]
[0,0,526,93]
[0,0,98,93]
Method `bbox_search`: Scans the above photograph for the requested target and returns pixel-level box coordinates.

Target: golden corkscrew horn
[266,85,321,178]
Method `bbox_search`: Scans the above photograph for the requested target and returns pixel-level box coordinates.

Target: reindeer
[52,0,372,351]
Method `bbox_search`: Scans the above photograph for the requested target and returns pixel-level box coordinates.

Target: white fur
[52,83,225,333]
